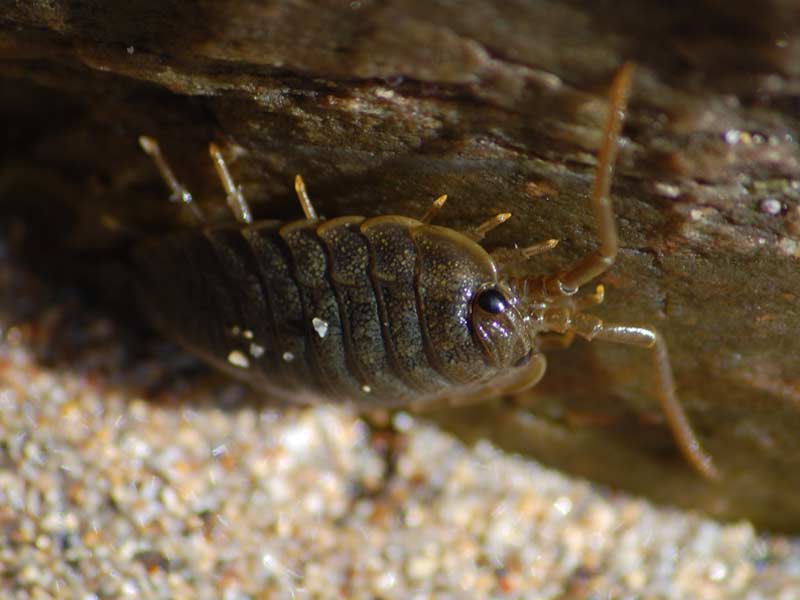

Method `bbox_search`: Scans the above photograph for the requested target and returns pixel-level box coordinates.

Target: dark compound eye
[476,288,508,314]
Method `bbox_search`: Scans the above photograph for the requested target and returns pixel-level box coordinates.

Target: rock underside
[2,1,800,531]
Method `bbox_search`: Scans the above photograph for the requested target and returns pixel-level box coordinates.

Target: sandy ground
[1,250,799,599]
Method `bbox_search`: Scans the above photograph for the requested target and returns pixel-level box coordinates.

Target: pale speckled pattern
[1,261,800,599]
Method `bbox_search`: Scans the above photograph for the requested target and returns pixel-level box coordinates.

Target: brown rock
[2,1,800,529]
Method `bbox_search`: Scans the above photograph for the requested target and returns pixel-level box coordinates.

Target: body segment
[133,215,504,405]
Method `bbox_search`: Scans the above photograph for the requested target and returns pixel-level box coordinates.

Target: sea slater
[133,62,717,479]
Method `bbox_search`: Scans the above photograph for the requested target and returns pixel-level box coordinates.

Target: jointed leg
[548,62,636,296]
[648,332,719,479]
[208,143,253,224]
[416,193,512,241]
[419,194,448,224]
[467,212,512,242]
[138,136,204,222]
[294,174,319,221]
[415,193,513,241]
[566,313,718,479]
[492,239,559,266]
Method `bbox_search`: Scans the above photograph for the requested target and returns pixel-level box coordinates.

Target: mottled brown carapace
[133,63,718,480]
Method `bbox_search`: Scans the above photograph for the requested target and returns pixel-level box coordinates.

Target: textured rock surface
[1,254,799,600]
[2,1,800,529]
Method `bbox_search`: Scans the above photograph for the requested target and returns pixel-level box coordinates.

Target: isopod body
[134,62,719,480]
[134,214,531,405]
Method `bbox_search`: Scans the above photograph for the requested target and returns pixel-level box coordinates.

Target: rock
[2,1,800,529]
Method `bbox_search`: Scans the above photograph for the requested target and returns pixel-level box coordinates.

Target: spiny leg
[294,174,319,221]
[138,136,204,222]
[208,143,253,224]
[547,61,635,296]
[568,313,719,480]
[492,239,559,266]
[467,212,512,242]
[420,194,448,224]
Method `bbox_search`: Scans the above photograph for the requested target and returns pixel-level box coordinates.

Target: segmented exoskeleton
[134,63,718,479]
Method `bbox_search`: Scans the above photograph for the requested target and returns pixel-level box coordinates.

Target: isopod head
[470,283,533,370]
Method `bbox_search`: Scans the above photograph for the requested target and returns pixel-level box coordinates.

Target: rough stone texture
[1,253,799,600]
[1,1,800,529]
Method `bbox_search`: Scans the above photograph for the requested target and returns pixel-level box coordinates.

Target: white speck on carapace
[724,129,741,145]
[760,198,782,215]
[249,343,265,358]
[312,317,329,338]
[282,351,295,362]
[653,181,681,198]
[361,385,372,393]
[227,350,250,368]
[243,329,254,339]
